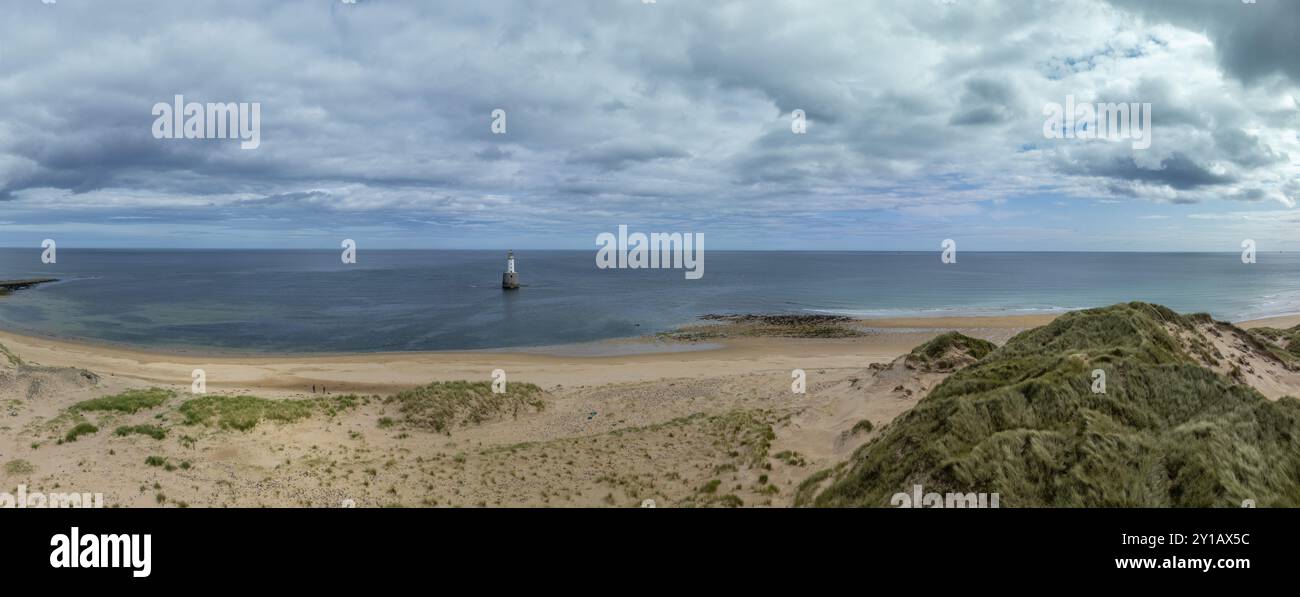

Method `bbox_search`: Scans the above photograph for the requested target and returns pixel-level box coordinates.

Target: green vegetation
[711,495,744,507]
[794,468,836,505]
[711,410,776,467]
[384,381,545,433]
[904,331,996,371]
[180,395,309,430]
[1249,325,1300,364]
[808,302,1300,508]
[72,388,174,414]
[3,459,33,474]
[178,394,359,431]
[115,424,167,440]
[0,341,23,367]
[64,422,99,442]
[851,419,874,434]
[773,450,807,467]
[144,456,167,467]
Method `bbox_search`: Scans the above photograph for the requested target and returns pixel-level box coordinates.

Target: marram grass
[72,388,175,414]
[805,302,1300,508]
[179,394,359,431]
[384,381,545,433]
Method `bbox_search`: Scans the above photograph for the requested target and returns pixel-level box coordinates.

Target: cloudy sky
[1,0,1297,250]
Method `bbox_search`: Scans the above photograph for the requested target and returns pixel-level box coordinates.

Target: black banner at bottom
[2,507,1283,587]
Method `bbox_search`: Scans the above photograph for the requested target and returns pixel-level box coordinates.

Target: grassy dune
[1249,325,1300,365]
[384,381,545,433]
[807,302,1300,507]
[72,388,175,414]
[178,394,361,431]
[60,381,537,439]
[904,331,996,371]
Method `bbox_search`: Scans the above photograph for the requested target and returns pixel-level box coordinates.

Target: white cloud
[0,0,1296,247]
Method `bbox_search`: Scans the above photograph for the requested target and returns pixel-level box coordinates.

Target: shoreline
[2,302,1296,361]
[1236,313,1300,329]
[1,309,1292,365]
[0,327,927,394]
[0,313,1057,360]
[0,313,1057,396]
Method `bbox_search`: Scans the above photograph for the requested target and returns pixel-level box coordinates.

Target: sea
[1,249,1298,353]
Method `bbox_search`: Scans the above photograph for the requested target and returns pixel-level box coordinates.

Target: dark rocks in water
[662,312,864,340]
[0,278,57,295]
[699,313,852,325]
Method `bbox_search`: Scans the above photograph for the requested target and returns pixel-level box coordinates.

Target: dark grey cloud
[1059,152,1236,191]
[1106,0,1300,85]
[1213,129,1288,168]
[949,78,1021,126]
[566,139,690,172]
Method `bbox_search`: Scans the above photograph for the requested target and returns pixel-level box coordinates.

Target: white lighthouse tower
[502,250,520,289]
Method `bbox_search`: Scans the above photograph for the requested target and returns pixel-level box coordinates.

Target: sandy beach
[0,314,1049,395]
[1,310,1294,508]
[1,309,1276,395]
[1236,314,1300,330]
[0,315,1044,508]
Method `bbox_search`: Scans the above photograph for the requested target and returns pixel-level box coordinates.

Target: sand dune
[2,311,1295,508]
[0,319,1014,507]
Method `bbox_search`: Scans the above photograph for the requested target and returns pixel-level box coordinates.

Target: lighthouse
[502,250,520,289]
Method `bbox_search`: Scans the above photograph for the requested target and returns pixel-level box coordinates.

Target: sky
[0,0,1297,251]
